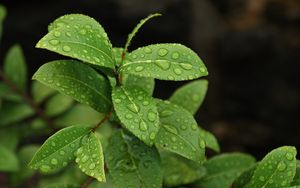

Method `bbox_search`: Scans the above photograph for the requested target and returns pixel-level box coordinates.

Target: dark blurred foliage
[0,0,299,158]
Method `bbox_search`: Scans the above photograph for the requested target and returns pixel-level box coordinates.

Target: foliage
[0,6,299,188]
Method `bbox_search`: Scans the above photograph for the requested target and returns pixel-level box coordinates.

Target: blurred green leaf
[31,81,56,104]
[0,4,6,40]
[45,93,73,117]
[0,128,19,151]
[0,145,19,172]
[234,164,257,188]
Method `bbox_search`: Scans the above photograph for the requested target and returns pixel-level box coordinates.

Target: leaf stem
[0,69,55,130]
[80,177,93,188]
[91,110,113,132]
[118,51,126,86]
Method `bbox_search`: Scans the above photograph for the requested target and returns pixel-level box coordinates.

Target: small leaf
[291,161,300,186]
[199,128,220,153]
[0,101,34,126]
[112,86,159,145]
[31,81,56,103]
[4,44,27,91]
[155,99,206,163]
[245,146,297,188]
[198,153,256,188]
[161,151,206,187]
[75,132,105,182]
[124,74,155,96]
[29,125,90,173]
[125,13,161,51]
[0,145,19,172]
[37,14,114,69]
[169,79,208,114]
[106,130,162,188]
[33,60,112,113]
[45,93,73,117]
[113,47,124,66]
[121,43,208,81]
[0,5,6,40]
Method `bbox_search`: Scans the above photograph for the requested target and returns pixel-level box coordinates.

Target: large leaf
[75,132,105,182]
[106,131,162,188]
[45,93,73,117]
[33,60,112,113]
[37,14,114,69]
[0,145,19,172]
[124,74,155,96]
[291,161,300,186]
[197,153,256,188]
[121,44,208,81]
[29,125,90,173]
[0,5,6,40]
[0,101,34,126]
[4,44,27,91]
[155,99,206,163]
[244,146,297,188]
[31,81,56,103]
[112,86,159,145]
[161,151,206,187]
[169,79,208,114]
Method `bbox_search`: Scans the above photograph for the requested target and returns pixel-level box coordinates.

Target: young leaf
[121,43,208,81]
[124,74,155,96]
[169,79,208,114]
[291,161,300,186]
[33,60,112,113]
[155,99,206,163]
[113,47,124,66]
[197,153,256,188]
[4,44,27,91]
[106,131,162,188]
[125,13,161,51]
[75,132,105,182]
[112,86,159,145]
[161,151,206,187]
[37,14,115,69]
[199,128,220,153]
[45,93,73,117]
[0,4,6,40]
[244,146,297,188]
[0,145,19,172]
[29,125,90,173]
[31,81,56,103]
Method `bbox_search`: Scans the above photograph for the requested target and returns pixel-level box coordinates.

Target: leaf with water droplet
[196,153,256,188]
[291,160,300,186]
[112,86,159,146]
[75,132,105,182]
[234,164,257,188]
[123,74,155,96]
[33,60,112,113]
[199,128,220,153]
[121,43,208,81]
[0,145,19,172]
[37,14,115,69]
[169,79,208,115]
[45,93,73,117]
[243,146,297,188]
[29,125,90,173]
[161,151,206,187]
[3,44,27,92]
[155,99,205,163]
[106,130,162,188]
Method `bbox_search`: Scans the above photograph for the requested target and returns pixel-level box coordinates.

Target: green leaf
[37,14,114,69]
[161,151,206,187]
[197,153,256,188]
[0,128,19,151]
[121,43,208,81]
[234,164,257,188]
[31,81,56,103]
[199,128,220,153]
[0,83,21,101]
[124,74,155,96]
[244,146,297,188]
[0,101,34,126]
[45,93,73,117]
[0,145,19,172]
[106,130,162,188]
[112,86,159,145]
[169,79,208,114]
[29,125,90,173]
[125,13,161,51]
[0,4,6,40]
[33,60,112,113]
[4,44,27,91]
[113,47,124,66]
[75,132,105,182]
[155,99,206,163]
[291,161,300,186]
[43,184,78,188]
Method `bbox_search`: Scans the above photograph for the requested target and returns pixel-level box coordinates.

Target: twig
[0,69,55,129]
[118,51,126,85]
[91,110,113,132]
[80,177,94,188]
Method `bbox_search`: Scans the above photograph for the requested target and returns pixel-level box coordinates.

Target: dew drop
[171,52,180,59]
[53,31,61,37]
[59,150,65,156]
[127,104,140,113]
[81,155,89,163]
[79,29,87,35]
[115,98,122,103]
[163,124,178,134]
[77,148,83,155]
[49,39,60,46]
[51,158,58,165]
[135,66,144,72]
[179,63,193,70]
[155,60,170,70]
[167,75,175,80]
[180,125,187,130]
[174,68,182,75]
[200,67,206,73]
[150,132,156,140]
[139,121,148,131]
[40,165,51,172]
[158,48,168,57]
[147,111,157,122]
[199,139,205,149]
[51,141,56,147]
[66,32,72,37]
[160,110,174,117]
[286,153,294,160]
[277,161,287,171]
[144,47,152,54]
[259,176,265,182]
[171,136,177,142]
[89,163,96,170]
[142,101,150,106]
[62,45,71,52]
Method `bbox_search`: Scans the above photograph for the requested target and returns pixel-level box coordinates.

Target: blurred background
[0,0,299,158]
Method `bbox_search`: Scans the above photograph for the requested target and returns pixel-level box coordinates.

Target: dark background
[0,0,299,158]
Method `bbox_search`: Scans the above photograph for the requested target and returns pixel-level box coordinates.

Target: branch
[91,110,113,132]
[80,177,94,188]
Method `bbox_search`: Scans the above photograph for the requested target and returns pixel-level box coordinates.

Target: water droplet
[115,98,121,103]
[171,52,180,59]
[143,160,152,168]
[158,48,168,57]
[160,110,173,117]
[171,136,177,142]
[79,29,87,35]
[180,125,187,130]
[135,66,144,72]
[286,152,294,160]
[127,104,140,113]
[51,158,58,165]
[174,68,182,75]
[81,155,89,163]
[89,163,96,170]
[191,124,198,130]
[200,67,206,73]
[147,111,157,122]
[163,124,178,134]
[155,60,170,70]
[144,47,152,54]
[62,45,71,52]
[150,132,156,140]
[167,75,175,80]
[53,31,61,37]
[77,148,83,155]
[277,161,287,171]
[259,176,265,182]
[125,114,133,119]
[179,63,193,70]
[199,139,205,149]
[66,32,72,37]
[40,165,51,172]
[139,121,148,131]
[92,154,97,158]
[51,141,56,146]
[59,150,65,155]
[49,39,60,45]
[142,101,149,106]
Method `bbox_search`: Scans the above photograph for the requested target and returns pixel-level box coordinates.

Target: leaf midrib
[121,59,198,69]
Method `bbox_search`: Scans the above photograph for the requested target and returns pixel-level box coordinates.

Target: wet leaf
[291,161,300,186]
[199,128,220,153]
[124,74,155,96]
